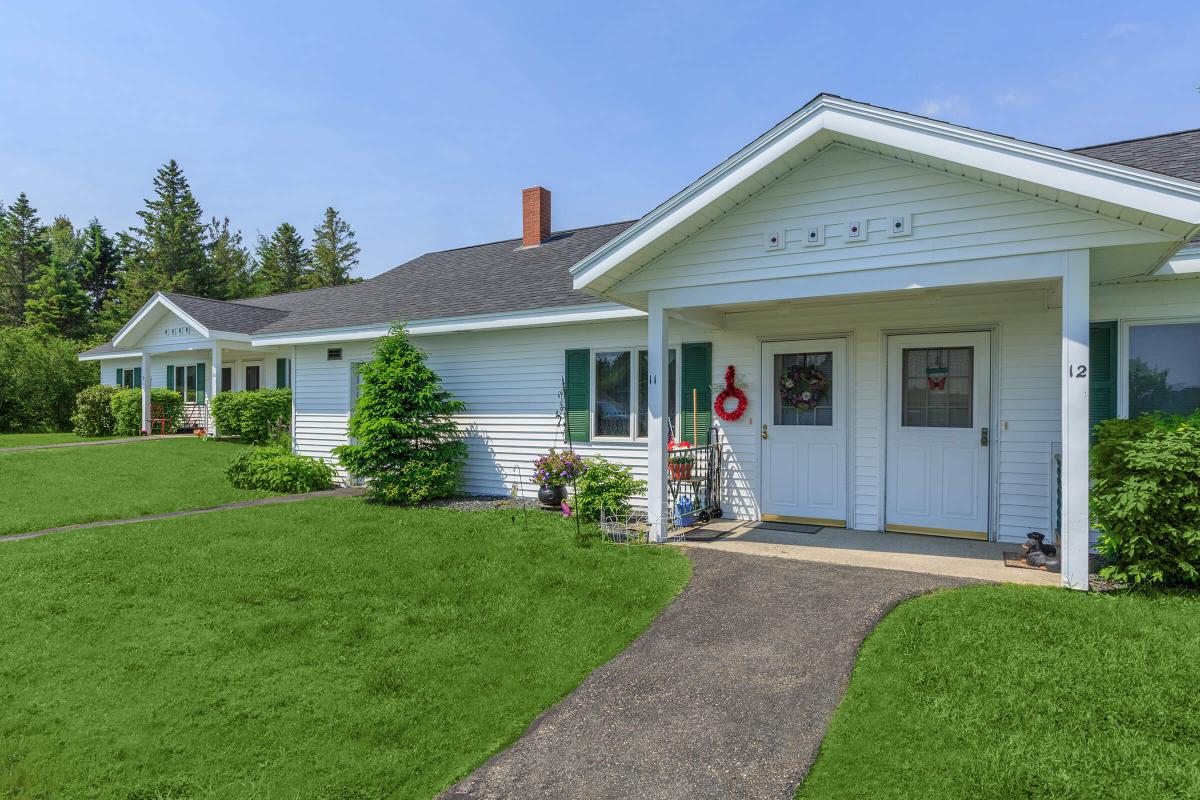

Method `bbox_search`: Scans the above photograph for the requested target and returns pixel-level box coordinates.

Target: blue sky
[2,1,1198,279]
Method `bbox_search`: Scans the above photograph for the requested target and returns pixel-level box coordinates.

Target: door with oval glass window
[885,332,991,539]
[760,339,847,526]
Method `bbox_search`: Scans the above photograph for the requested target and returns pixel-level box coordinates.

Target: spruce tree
[0,193,51,326]
[205,217,253,299]
[255,222,311,295]
[77,219,123,314]
[24,256,90,339]
[119,160,208,308]
[309,206,360,288]
[334,324,467,504]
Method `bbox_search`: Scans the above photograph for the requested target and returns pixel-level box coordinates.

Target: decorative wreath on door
[714,365,748,422]
[779,364,826,411]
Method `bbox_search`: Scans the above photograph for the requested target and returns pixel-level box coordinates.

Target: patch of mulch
[420,495,541,513]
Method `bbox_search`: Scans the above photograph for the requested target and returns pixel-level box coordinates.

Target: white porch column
[1061,251,1090,590]
[210,342,222,438]
[647,298,670,542]
[140,351,151,434]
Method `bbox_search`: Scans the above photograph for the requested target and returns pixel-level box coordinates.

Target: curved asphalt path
[441,548,974,800]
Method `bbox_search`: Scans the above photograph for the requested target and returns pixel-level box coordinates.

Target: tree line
[0,159,362,345]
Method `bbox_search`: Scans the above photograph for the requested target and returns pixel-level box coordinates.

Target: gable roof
[80,220,633,357]
[81,98,1200,361]
[570,94,1200,300]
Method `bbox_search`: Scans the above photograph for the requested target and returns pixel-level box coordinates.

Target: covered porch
[638,253,1092,588]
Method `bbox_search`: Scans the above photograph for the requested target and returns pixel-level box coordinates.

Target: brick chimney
[522,186,551,247]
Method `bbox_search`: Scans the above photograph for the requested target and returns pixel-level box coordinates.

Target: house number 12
[1068,365,1087,378]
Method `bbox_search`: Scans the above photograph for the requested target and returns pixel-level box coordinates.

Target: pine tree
[77,219,123,314]
[0,193,51,326]
[255,222,311,295]
[333,324,467,504]
[117,160,208,314]
[24,255,90,339]
[205,217,254,299]
[309,206,360,288]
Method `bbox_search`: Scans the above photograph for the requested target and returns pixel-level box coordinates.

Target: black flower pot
[538,484,566,509]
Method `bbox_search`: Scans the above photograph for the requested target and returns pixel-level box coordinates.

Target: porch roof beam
[650,251,1079,312]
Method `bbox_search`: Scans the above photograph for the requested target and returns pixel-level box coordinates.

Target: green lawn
[0,438,269,535]
[798,585,1200,800]
[0,432,118,448]
[0,499,690,799]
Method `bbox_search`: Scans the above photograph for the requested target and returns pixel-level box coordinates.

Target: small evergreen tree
[309,206,360,288]
[205,216,254,299]
[334,324,467,504]
[255,222,311,295]
[0,193,51,326]
[77,218,122,314]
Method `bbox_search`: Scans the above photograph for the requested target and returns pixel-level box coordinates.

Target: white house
[81,95,1200,590]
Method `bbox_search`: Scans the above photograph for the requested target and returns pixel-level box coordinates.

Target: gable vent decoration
[327,348,343,361]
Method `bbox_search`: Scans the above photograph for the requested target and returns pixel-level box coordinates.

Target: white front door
[885,332,991,539]
[760,338,847,526]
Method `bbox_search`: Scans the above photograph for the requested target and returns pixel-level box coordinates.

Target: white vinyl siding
[615,144,1172,296]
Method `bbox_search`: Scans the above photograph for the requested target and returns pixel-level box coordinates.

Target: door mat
[679,527,731,542]
[1003,551,1061,573]
[750,522,823,534]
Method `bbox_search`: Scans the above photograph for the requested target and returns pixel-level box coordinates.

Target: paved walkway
[0,487,363,543]
[0,434,187,453]
[441,549,973,800]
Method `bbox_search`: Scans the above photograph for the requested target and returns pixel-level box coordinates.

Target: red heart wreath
[714,364,748,422]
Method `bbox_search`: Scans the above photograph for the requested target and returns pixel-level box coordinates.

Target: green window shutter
[133,367,142,388]
[276,358,288,389]
[115,368,123,387]
[564,349,590,444]
[1089,322,1118,439]
[166,365,175,391]
[681,342,713,445]
[196,363,206,403]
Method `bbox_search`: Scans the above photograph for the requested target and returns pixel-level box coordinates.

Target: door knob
[761,424,768,440]
[980,427,989,447]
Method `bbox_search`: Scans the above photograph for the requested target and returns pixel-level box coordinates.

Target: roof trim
[571,95,1200,293]
[249,302,645,346]
[112,292,210,348]
[79,349,143,362]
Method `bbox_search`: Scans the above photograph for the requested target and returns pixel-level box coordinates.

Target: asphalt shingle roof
[1072,128,1200,184]
[81,122,1200,361]
[79,220,634,357]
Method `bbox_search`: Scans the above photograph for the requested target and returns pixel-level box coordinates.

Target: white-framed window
[591,348,679,441]
[1123,319,1200,418]
[174,365,202,403]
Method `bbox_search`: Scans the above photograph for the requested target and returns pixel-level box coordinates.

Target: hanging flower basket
[779,365,826,411]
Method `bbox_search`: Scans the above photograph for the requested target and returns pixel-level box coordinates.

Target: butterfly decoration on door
[926,351,949,392]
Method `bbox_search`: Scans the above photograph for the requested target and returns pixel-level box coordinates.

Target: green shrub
[0,328,97,432]
[210,388,291,443]
[571,457,647,522]
[1093,412,1200,588]
[226,447,335,494]
[71,384,119,436]
[110,388,183,436]
[334,324,466,505]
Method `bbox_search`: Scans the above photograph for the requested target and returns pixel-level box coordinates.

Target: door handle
[980,427,989,447]
[762,424,769,440]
